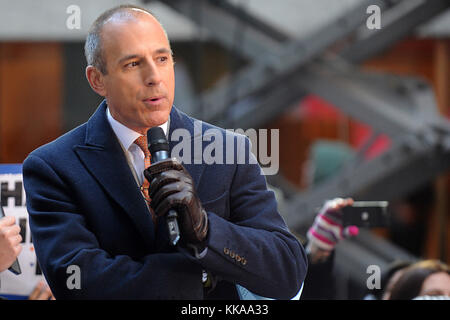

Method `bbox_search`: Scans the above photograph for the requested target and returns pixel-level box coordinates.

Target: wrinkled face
[90,12,175,134]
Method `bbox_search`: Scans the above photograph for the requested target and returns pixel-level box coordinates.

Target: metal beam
[341,0,450,63]
[297,61,441,138]
[191,0,450,128]
[163,0,286,61]
[164,0,401,121]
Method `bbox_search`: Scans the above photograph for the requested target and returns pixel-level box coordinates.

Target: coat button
[224,247,230,255]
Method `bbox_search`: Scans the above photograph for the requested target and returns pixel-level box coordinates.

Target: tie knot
[134,135,150,157]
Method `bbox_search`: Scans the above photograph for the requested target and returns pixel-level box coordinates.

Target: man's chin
[144,108,171,128]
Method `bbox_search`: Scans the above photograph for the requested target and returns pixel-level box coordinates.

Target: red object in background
[299,94,391,159]
[299,95,342,121]
[350,123,391,160]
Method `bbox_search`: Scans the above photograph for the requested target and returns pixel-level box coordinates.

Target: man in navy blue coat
[22,5,307,299]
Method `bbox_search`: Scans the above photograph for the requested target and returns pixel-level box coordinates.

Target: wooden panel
[429,40,450,263]
[0,43,63,163]
[363,38,435,84]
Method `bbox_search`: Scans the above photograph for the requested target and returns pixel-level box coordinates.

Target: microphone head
[147,126,169,156]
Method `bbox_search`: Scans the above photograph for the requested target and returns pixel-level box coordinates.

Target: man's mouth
[143,96,165,105]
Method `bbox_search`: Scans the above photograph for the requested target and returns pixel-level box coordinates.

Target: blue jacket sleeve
[197,136,308,299]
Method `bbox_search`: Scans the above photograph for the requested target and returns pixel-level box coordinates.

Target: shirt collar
[106,107,168,151]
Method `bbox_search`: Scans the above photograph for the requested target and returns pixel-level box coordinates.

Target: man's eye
[126,61,139,68]
[158,56,168,63]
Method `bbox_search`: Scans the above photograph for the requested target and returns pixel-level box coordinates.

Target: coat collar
[75,100,156,247]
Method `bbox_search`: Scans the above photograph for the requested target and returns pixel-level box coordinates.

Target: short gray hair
[84,4,168,75]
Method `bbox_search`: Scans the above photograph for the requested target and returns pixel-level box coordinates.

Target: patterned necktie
[134,136,156,222]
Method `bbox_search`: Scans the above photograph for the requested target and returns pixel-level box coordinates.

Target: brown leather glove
[144,158,208,248]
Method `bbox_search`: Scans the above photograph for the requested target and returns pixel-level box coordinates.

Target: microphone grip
[167,209,180,246]
[147,127,180,246]
[151,154,181,246]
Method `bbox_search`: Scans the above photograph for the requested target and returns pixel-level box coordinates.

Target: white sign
[0,164,46,298]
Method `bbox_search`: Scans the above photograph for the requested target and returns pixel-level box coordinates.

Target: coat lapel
[74,101,156,248]
[168,106,206,190]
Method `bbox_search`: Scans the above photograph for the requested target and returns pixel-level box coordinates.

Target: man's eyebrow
[155,48,173,55]
[117,48,173,65]
[117,54,142,65]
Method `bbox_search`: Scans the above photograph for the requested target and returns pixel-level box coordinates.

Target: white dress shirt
[106,107,168,186]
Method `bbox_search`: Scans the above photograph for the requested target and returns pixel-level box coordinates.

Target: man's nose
[143,61,162,86]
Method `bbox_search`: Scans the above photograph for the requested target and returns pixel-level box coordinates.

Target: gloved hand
[307,198,359,253]
[144,158,208,250]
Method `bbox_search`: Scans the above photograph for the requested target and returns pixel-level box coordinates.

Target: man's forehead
[100,11,171,65]
[103,8,154,26]
[101,10,170,46]
[101,10,168,45]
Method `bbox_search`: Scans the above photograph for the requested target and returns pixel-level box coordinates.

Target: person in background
[299,139,436,300]
[388,259,450,300]
[301,197,359,299]
[299,140,358,299]
[1,216,54,300]
[363,260,412,300]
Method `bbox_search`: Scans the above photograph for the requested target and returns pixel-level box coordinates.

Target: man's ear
[86,65,106,96]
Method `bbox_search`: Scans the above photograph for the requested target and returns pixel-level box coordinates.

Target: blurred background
[0,0,449,299]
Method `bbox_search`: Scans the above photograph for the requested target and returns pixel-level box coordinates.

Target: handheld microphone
[147,126,180,246]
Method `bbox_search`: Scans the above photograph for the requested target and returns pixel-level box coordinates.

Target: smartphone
[0,206,22,275]
[342,201,389,228]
